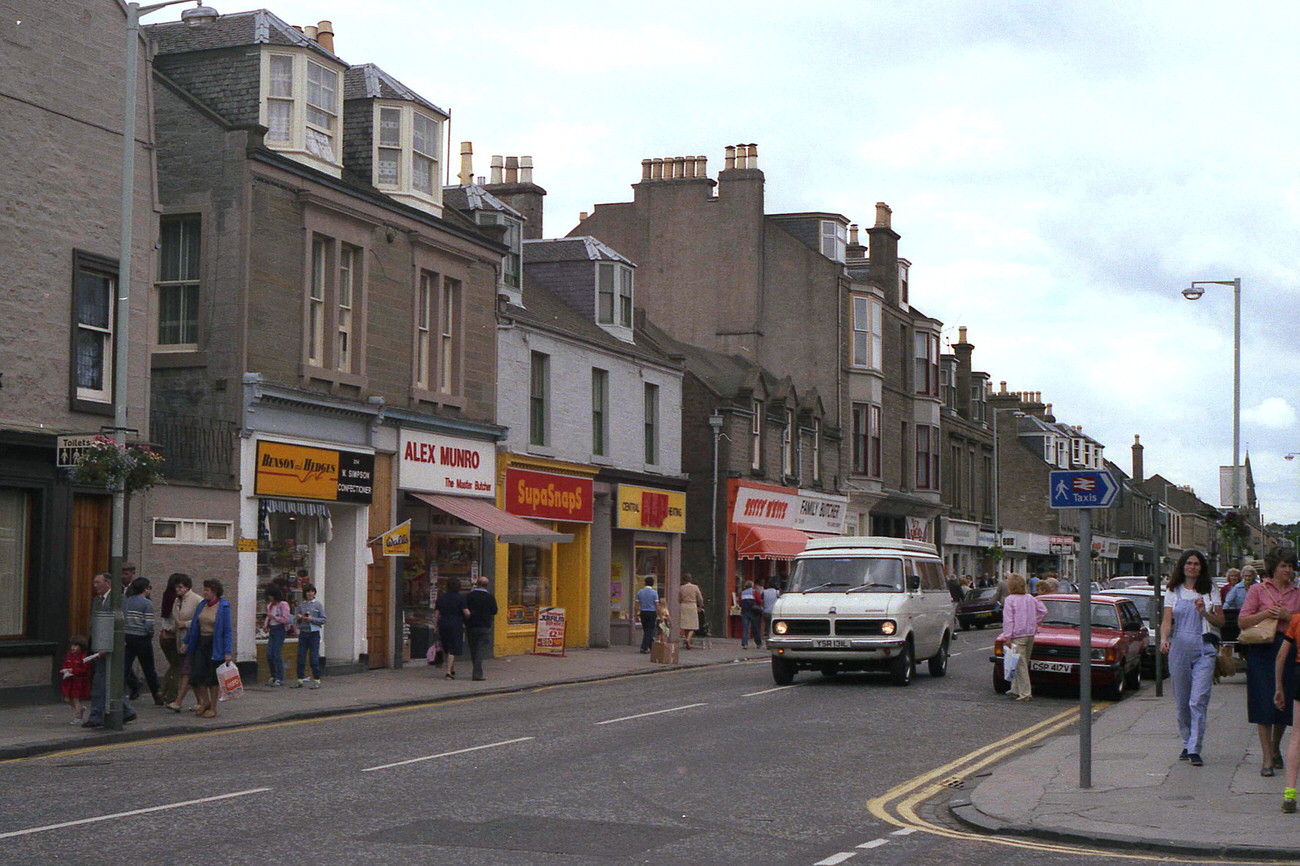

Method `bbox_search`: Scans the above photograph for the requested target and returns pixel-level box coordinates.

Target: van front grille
[834,620,888,636]
[777,619,831,636]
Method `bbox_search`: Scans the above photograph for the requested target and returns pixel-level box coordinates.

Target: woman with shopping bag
[183,578,234,719]
[998,573,1047,702]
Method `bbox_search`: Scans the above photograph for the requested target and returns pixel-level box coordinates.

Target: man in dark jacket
[465,576,499,681]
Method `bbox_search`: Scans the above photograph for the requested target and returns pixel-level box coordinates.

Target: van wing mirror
[906,575,922,592]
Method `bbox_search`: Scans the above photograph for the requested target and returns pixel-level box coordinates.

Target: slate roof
[523,237,635,267]
[443,185,524,220]
[506,279,677,368]
[637,318,778,400]
[343,64,447,117]
[148,9,344,63]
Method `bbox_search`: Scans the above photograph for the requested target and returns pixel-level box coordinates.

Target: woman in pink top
[1239,547,1300,775]
[999,573,1048,701]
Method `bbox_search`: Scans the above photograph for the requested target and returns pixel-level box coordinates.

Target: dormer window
[371,102,444,215]
[476,212,522,293]
[597,262,633,331]
[261,51,344,176]
[820,220,846,262]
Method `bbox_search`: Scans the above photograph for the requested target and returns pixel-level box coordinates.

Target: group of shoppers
[738,577,779,649]
[633,573,711,653]
[429,576,498,681]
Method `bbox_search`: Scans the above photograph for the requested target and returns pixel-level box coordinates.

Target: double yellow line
[867,704,1280,863]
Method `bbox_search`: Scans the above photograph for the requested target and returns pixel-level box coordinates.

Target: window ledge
[300,364,367,391]
[590,454,615,466]
[408,386,465,410]
[526,444,557,459]
[71,397,113,417]
[0,640,58,658]
[152,350,208,368]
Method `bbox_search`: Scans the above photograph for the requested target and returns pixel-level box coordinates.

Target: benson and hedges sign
[254,441,374,504]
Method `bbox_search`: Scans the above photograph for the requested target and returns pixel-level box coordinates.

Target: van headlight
[881,620,896,636]
[773,621,788,635]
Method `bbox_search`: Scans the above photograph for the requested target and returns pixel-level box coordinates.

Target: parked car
[1105,576,1152,590]
[1099,587,1170,678]
[956,587,1002,630]
[991,593,1148,700]
[768,537,956,686]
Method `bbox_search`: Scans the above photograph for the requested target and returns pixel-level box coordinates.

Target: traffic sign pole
[1079,508,1092,789]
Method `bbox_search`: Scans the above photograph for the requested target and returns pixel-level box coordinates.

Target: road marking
[857,838,889,849]
[595,703,706,725]
[890,827,915,836]
[813,853,856,865]
[0,788,271,840]
[743,685,800,697]
[361,737,535,772]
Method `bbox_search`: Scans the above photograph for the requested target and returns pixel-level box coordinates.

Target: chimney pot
[520,155,533,183]
[848,223,859,245]
[641,159,652,181]
[697,155,707,178]
[875,202,892,228]
[489,155,504,185]
[303,24,318,40]
[504,156,519,184]
[651,158,664,180]
[724,145,736,171]
[999,381,1007,394]
[315,19,334,52]
[579,211,589,221]
[747,142,758,168]
[475,175,485,185]
[958,325,967,343]
[457,141,473,186]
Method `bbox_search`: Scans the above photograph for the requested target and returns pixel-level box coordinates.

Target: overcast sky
[158,0,1300,524]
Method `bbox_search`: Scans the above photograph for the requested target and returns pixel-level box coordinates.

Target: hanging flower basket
[69,435,164,493]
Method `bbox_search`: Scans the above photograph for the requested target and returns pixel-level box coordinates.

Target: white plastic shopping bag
[216,661,244,699]
[1003,643,1020,682]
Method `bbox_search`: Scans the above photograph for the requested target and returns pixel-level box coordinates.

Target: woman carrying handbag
[1239,547,1300,776]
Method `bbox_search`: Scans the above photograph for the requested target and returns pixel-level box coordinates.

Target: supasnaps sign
[505,468,593,523]
[399,431,495,497]
[254,441,373,503]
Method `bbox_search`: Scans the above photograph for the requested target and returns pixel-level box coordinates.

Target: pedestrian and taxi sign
[1050,470,1120,509]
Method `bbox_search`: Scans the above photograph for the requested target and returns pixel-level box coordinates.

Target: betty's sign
[730,482,846,535]
[399,431,495,497]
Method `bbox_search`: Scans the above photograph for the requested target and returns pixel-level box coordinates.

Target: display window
[633,544,667,612]
[402,527,480,627]
[255,507,316,638]
[507,543,550,626]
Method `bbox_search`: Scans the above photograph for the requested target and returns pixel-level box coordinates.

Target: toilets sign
[1049,470,1120,509]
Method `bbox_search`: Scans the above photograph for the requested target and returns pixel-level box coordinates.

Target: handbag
[1238,617,1278,644]
[1003,643,1021,681]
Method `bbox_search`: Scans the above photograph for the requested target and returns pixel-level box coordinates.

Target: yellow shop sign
[616,485,685,533]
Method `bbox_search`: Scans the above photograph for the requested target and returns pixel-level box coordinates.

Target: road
[0,636,1184,865]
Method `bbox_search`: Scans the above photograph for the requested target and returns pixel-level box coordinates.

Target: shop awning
[410,493,573,545]
[735,524,810,561]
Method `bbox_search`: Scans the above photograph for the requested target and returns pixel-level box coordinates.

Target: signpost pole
[1079,508,1093,789]
[1152,496,1165,697]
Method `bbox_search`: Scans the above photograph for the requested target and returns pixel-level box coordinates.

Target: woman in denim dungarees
[1159,550,1223,767]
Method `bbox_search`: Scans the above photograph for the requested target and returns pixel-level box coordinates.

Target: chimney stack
[848,224,859,245]
[483,153,548,240]
[315,19,334,52]
[489,155,504,185]
[1132,434,1144,483]
[457,142,473,186]
[579,211,589,221]
[875,202,892,228]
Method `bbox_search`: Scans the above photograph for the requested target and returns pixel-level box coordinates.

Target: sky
[157,0,1300,523]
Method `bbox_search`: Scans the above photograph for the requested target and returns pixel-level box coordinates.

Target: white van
[767,536,956,686]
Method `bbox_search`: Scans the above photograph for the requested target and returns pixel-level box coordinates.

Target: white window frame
[812,418,822,483]
[307,236,327,366]
[750,399,763,471]
[851,294,882,370]
[415,271,434,389]
[820,219,846,262]
[476,212,522,291]
[781,408,794,476]
[259,49,344,176]
[596,262,634,329]
[438,277,460,395]
[152,518,235,546]
[337,245,357,373]
[155,215,200,351]
[372,101,445,211]
[914,330,939,397]
[73,252,116,404]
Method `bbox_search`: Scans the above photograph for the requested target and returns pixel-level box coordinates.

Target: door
[365,454,392,669]
[69,494,111,637]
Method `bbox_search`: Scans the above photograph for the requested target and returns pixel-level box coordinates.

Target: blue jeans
[639,611,657,651]
[297,630,321,680]
[266,626,286,682]
[742,609,764,647]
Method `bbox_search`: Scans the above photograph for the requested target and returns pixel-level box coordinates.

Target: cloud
[1244,398,1297,430]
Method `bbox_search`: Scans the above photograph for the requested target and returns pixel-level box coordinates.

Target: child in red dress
[60,636,96,725]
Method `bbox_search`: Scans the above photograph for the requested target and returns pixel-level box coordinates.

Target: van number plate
[1030,661,1073,673]
[814,639,850,649]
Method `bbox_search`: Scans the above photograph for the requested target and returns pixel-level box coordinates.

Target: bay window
[914,330,939,397]
[371,101,446,213]
[916,424,940,490]
[260,50,344,175]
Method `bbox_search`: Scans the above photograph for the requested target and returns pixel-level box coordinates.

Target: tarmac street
[1,638,1295,864]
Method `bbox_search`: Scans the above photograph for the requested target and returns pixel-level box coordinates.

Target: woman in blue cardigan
[184,578,233,718]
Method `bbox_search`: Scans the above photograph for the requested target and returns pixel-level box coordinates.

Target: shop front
[941,517,984,581]
[395,430,566,663]
[999,529,1061,581]
[1090,535,1122,583]
[726,480,847,637]
[496,456,595,656]
[609,482,685,647]
[244,437,374,676]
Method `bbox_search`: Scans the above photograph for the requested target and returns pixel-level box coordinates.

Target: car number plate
[813,639,850,649]
[1030,660,1073,673]
[975,611,992,618]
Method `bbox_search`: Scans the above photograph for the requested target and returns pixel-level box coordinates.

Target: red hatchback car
[991,593,1148,701]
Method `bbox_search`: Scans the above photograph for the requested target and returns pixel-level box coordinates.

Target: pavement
[954,669,1300,860]
[0,636,763,761]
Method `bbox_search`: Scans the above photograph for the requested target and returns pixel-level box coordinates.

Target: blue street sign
[1049,470,1120,509]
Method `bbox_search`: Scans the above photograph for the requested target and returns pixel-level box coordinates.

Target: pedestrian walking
[636,577,658,653]
[118,562,144,700]
[1272,557,1300,811]
[263,582,292,686]
[1242,548,1300,775]
[122,576,163,705]
[294,583,326,688]
[183,578,233,718]
[998,573,1047,701]
[83,572,136,728]
[1160,550,1223,767]
[465,576,498,681]
[739,580,764,649]
[678,573,705,650]
[164,575,200,712]
[762,579,780,637]
[434,577,469,680]
[59,635,94,725]
[157,574,182,704]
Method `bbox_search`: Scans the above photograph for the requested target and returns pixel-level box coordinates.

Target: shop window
[402,518,481,631]
[152,518,234,546]
[256,504,321,620]
[630,544,667,623]
[0,489,31,639]
[508,543,551,625]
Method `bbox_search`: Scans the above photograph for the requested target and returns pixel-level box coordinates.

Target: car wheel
[960,620,971,631]
[993,664,1011,694]
[928,634,950,677]
[1103,669,1127,701]
[1124,661,1141,691]
[890,641,914,686]
[771,657,796,686]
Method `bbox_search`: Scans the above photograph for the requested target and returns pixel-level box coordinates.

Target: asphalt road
[0,634,1171,866]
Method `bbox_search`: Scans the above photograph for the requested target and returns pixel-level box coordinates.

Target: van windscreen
[788,557,904,593]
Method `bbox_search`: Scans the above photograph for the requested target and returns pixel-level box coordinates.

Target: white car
[767,537,956,686]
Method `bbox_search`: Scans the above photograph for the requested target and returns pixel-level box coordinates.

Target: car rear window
[1040,598,1120,630]
[788,557,904,592]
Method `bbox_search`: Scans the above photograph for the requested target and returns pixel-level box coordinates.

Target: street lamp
[104,0,217,730]
[1181,278,1242,516]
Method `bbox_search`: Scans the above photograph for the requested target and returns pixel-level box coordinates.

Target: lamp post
[1181,277,1242,522]
[708,412,724,635]
[105,0,217,730]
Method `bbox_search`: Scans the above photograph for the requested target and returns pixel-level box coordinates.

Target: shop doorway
[68,494,110,637]
[366,543,389,669]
